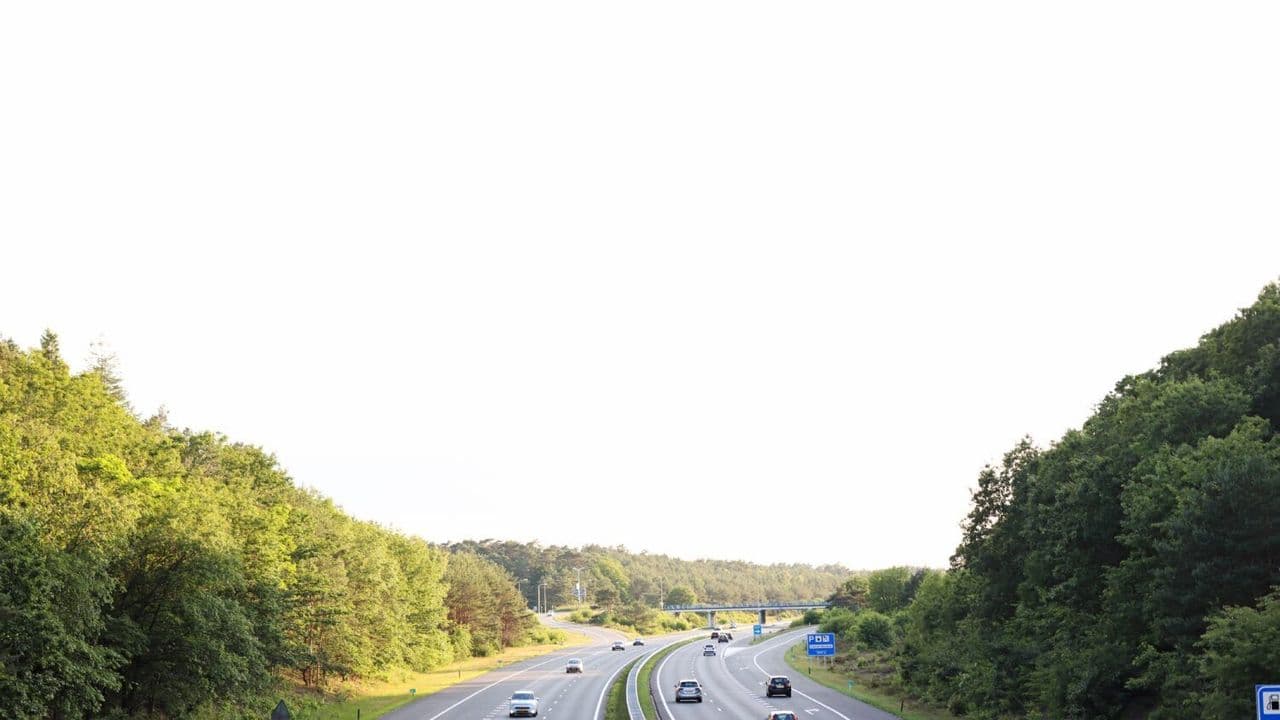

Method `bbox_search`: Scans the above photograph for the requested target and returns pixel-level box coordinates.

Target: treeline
[449,539,848,611]
[821,284,1280,719]
[0,334,549,720]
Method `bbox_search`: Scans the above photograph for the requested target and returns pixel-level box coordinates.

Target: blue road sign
[1259,685,1280,718]
[806,632,835,657]
[753,624,763,636]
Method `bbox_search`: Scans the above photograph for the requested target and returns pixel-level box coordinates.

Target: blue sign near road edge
[753,624,763,636]
[1258,685,1280,718]
[806,633,836,657]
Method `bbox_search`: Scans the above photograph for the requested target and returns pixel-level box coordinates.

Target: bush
[524,627,566,645]
[855,612,894,650]
[802,608,824,624]
[819,607,859,641]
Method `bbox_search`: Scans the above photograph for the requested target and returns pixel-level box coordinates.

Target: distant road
[651,627,903,720]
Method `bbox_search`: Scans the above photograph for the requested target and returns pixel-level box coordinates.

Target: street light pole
[571,567,585,605]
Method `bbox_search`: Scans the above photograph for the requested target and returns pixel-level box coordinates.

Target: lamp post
[571,567,585,605]
[517,578,528,609]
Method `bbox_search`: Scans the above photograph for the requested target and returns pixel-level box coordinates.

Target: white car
[674,679,703,702]
[509,691,539,717]
[702,644,716,656]
[566,658,584,673]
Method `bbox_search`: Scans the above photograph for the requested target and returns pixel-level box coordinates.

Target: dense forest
[0,334,550,719]
[449,539,846,610]
[809,284,1280,719]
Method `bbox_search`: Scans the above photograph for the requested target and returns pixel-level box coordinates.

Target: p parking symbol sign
[1257,685,1280,718]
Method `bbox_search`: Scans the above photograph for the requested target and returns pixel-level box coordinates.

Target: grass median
[781,642,956,720]
[604,656,642,720]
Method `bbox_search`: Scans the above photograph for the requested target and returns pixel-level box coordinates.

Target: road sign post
[753,624,763,637]
[806,633,835,657]
[1259,685,1280,718]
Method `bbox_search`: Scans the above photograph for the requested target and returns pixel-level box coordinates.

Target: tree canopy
[0,335,544,719]
[892,283,1280,719]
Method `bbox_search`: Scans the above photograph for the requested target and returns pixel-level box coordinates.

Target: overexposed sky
[3,2,1278,569]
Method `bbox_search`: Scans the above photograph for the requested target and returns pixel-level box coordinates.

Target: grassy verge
[296,629,594,720]
[781,642,957,720]
[637,637,701,720]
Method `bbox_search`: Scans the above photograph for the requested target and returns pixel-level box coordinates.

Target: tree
[828,576,869,610]
[665,586,697,606]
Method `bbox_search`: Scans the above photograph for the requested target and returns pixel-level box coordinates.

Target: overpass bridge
[661,601,831,628]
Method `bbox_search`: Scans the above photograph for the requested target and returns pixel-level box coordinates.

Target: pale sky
[3,2,1279,569]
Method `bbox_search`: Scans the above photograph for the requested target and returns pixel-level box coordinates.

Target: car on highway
[508,690,539,717]
[710,630,720,639]
[766,676,792,697]
[767,712,798,720]
[717,634,730,643]
[702,644,716,656]
[565,658,583,673]
[611,641,626,651]
[674,679,703,703]
[722,631,733,640]
[633,638,645,646]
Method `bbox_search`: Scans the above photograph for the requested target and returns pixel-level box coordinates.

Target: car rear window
[513,692,534,700]
[680,681,698,687]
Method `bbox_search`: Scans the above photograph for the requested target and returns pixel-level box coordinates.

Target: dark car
[766,676,792,697]
[717,634,730,643]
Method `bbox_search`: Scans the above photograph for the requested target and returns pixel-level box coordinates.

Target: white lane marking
[655,638,692,719]
[804,709,820,714]
[421,653,568,720]
[592,650,639,720]
[750,631,852,720]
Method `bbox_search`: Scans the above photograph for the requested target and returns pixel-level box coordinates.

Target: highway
[651,627,901,720]
[381,620,903,720]
[381,618,686,720]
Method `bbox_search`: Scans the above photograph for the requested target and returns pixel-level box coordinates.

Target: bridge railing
[661,601,831,611]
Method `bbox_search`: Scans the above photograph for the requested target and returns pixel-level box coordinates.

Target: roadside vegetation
[306,632,591,720]
[782,641,953,720]
[0,335,565,719]
[792,284,1280,719]
[603,656,640,720]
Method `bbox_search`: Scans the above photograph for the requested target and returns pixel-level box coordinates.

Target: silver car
[675,679,703,702]
[508,690,539,717]
[566,658,584,673]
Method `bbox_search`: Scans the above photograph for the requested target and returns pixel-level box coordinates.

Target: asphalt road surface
[381,617,675,720]
[651,627,902,720]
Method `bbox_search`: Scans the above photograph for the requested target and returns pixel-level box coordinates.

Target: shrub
[855,612,894,650]
[819,607,859,641]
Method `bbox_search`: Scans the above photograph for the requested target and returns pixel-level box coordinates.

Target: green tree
[665,586,697,606]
